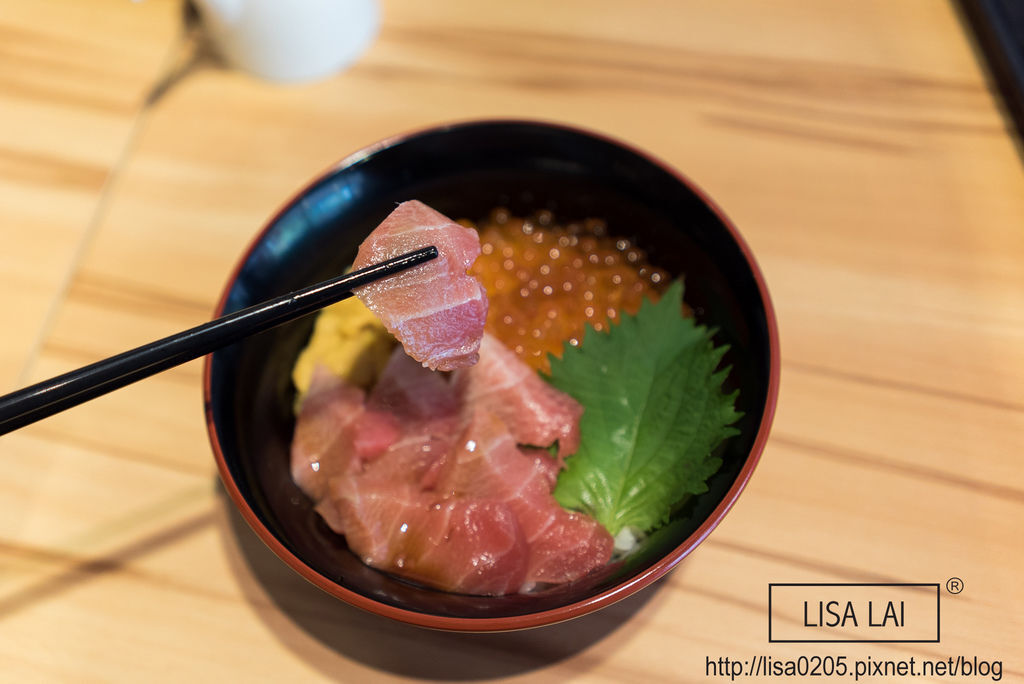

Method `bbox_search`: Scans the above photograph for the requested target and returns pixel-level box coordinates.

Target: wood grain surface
[1,0,1021,681]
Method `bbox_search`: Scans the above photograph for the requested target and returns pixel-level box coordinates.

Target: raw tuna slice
[320,478,529,595]
[367,346,458,422]
[363,346,461,489]
[440,409,613,587]
[292,322,607,594]
[353,201,488,371]
[453,332,583,459]
[521,510,616,586]
[290,366,400,501]
[519,446,561,489]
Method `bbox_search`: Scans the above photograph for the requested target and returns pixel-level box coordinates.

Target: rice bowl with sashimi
[205,119,778,630]
[288,200,740,597]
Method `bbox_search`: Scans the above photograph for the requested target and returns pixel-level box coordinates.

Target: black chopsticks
[0,246,438,436]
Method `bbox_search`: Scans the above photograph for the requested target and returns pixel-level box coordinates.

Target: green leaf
[546,280,741,536]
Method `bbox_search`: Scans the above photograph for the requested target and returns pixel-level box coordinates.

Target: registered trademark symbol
[946,577,964,594]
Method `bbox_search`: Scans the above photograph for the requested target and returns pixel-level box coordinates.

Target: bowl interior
[207,121,774,624]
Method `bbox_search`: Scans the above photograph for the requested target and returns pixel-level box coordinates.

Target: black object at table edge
[957,0,1024,157]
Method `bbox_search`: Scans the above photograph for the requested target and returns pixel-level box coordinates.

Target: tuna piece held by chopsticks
[352,201,488,371]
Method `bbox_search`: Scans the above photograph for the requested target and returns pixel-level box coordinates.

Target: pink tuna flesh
[453,332,583,460]
[367,345,458,423]
[352,201,488,371]
[291,366,399,501]
[319,479,529,596]
[291,321,604,595]
[440,409,613,586]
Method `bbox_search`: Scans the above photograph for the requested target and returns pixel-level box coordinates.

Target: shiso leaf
[546,280,741,536]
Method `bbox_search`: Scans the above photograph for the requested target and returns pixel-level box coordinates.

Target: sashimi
[291,361,610,594]
[353,200,488,371]
[363,346,461,490]
[453,332,583,460]
[319,478,529,596]
[440,409,613,586]
[288,207,619,595]
[290,366,400,501]
[367,346,458,422]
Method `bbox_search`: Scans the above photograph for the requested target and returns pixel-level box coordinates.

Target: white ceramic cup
[193,0,379,83]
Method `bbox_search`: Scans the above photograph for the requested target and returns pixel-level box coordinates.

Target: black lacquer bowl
[204,120,779,631]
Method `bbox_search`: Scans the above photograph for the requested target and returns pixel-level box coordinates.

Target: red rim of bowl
[203,118,781,632]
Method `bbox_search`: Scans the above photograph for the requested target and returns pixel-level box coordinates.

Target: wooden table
[1,0,1021,680]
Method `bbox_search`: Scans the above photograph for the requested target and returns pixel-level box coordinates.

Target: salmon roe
[464,208,670,372]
